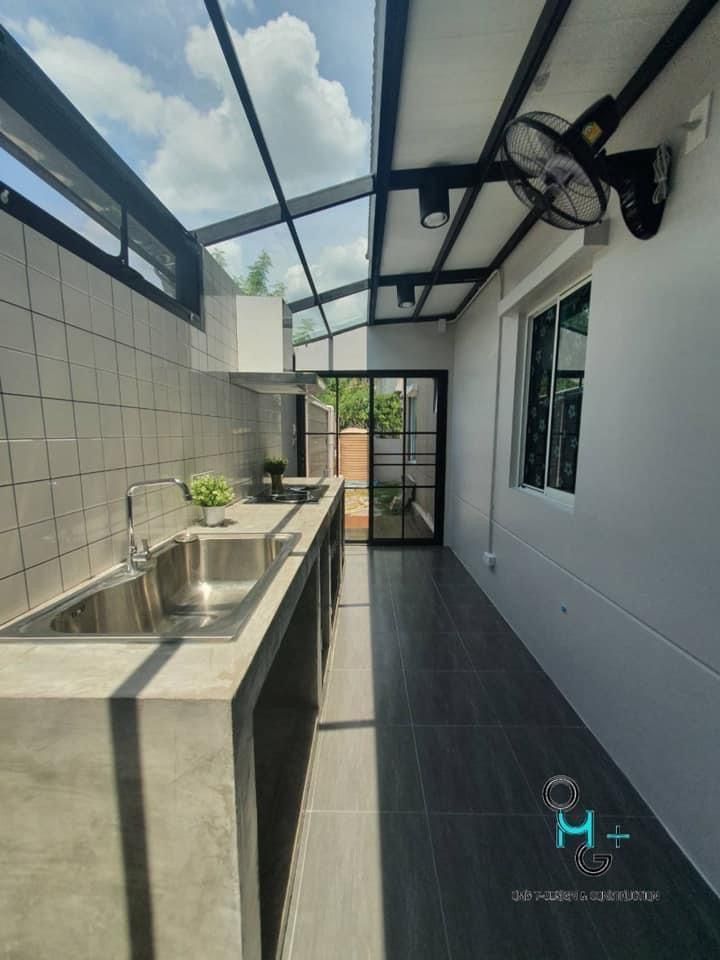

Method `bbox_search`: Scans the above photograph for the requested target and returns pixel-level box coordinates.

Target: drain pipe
[454,267,505,557]
[487,268,505,556]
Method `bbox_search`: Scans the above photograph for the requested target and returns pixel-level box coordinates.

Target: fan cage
[500,111,610,229]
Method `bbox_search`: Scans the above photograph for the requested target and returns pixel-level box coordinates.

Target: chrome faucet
[126,478,192,573]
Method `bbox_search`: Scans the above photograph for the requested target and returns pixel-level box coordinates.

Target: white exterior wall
[294,322,454,372]
[447,9,720,893]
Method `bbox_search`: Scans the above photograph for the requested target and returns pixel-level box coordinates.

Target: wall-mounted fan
[499,95,671,240]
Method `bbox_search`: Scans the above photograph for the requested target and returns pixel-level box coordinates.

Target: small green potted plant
[190,473,233,526]
[264,456,288,495]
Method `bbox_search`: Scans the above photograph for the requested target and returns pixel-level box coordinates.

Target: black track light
[419,179,450,228]
[397,280,415,308]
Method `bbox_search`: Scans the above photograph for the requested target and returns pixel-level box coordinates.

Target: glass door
[370,375,445,545]
[300,372,446,545]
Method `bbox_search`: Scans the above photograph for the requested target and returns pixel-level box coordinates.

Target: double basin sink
[0,534,299,643]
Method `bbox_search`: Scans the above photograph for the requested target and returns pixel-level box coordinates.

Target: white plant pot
[203,506,226,527]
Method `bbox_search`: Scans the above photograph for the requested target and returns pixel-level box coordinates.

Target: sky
[0,1,374,317]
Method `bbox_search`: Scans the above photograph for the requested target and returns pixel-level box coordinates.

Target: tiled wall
[0,212,288,625]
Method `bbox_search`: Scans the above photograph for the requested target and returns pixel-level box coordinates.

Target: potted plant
[190,473,233,526]
[264,456,288,495]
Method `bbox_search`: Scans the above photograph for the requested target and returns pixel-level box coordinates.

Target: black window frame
[0,25,204,327]
[520,277,591,503]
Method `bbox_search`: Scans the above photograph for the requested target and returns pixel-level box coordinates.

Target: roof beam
[289,279,370,313]
[287,175,375,218]
[287,268,489,313]
[367,0,412,326]
[410,0,572,321]
[194,203,283,246]
[193,175,376,246]
[615,0,718,117]
[389,163,505,191]
[454,0,719,323]
[194,163,506,247]
[379,268,489,287]
[204,0,332,336]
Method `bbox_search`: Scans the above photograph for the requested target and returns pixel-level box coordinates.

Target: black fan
[500,95,671,240]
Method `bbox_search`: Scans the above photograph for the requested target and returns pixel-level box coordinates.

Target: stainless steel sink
[0,534,299,642]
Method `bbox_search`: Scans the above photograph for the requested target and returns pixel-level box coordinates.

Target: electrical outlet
[685,92,712,155]
[483,551,496,569]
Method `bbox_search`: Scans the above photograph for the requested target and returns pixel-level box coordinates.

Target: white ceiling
[518,0,688,121]
[380,188,464,274]
[421,283,474,316]
[444,183,528,270]
[375,0,688,323]
[393,0,545,168]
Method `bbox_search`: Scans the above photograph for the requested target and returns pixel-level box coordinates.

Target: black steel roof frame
[192,163,508,248]
[286,267,489,313]
[367,0,412,331]
[203,0,333,337]
[409,0,572,322]
[452,0,719,322]
[193,174,375,246]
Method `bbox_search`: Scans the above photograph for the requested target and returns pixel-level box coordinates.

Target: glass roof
[292,306,327,345]
[293,197,369,299]
[2,1,376,339]
[208,223,312,302]
[324,290,369,333]
[223,0,374,199]
[4,1,372,228]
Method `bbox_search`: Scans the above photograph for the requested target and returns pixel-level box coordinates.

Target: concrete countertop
[0,478,344,704]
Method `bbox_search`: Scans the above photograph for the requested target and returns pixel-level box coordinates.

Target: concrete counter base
[0,479,345,960]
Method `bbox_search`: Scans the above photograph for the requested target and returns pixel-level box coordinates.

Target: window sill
[516,484,575,513]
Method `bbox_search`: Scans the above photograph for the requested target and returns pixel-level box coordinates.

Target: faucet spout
[126,478,193,573]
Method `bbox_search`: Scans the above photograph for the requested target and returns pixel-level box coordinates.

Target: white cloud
[291,235,367,297]
[18,14,369,223]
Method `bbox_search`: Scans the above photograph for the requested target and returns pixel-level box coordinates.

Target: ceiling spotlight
[397,280,415,309]
[419,179,450,228]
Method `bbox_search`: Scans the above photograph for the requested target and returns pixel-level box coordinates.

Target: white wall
[294,321,454,372]
[447,9,720,894]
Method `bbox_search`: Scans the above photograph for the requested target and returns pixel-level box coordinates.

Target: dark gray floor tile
[398,630,472,669]
[416,725,539,813]
[335,602,395,638]
[393,600,455,634]
[331,626,400,670]
[289,812,449,960]
[311,726,423,812]
[405,670,497,725]
[555,815,720,959]
[461,628,542,671]
[430,814,608,960]
[480,670,582,726]
[505,726,651,816]
[450,600,511,632]
[322,667,410,725]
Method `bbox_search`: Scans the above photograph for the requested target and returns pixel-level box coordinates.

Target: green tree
[293,317,318,345]
[210,248,285,297]
[318,378,403,433]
